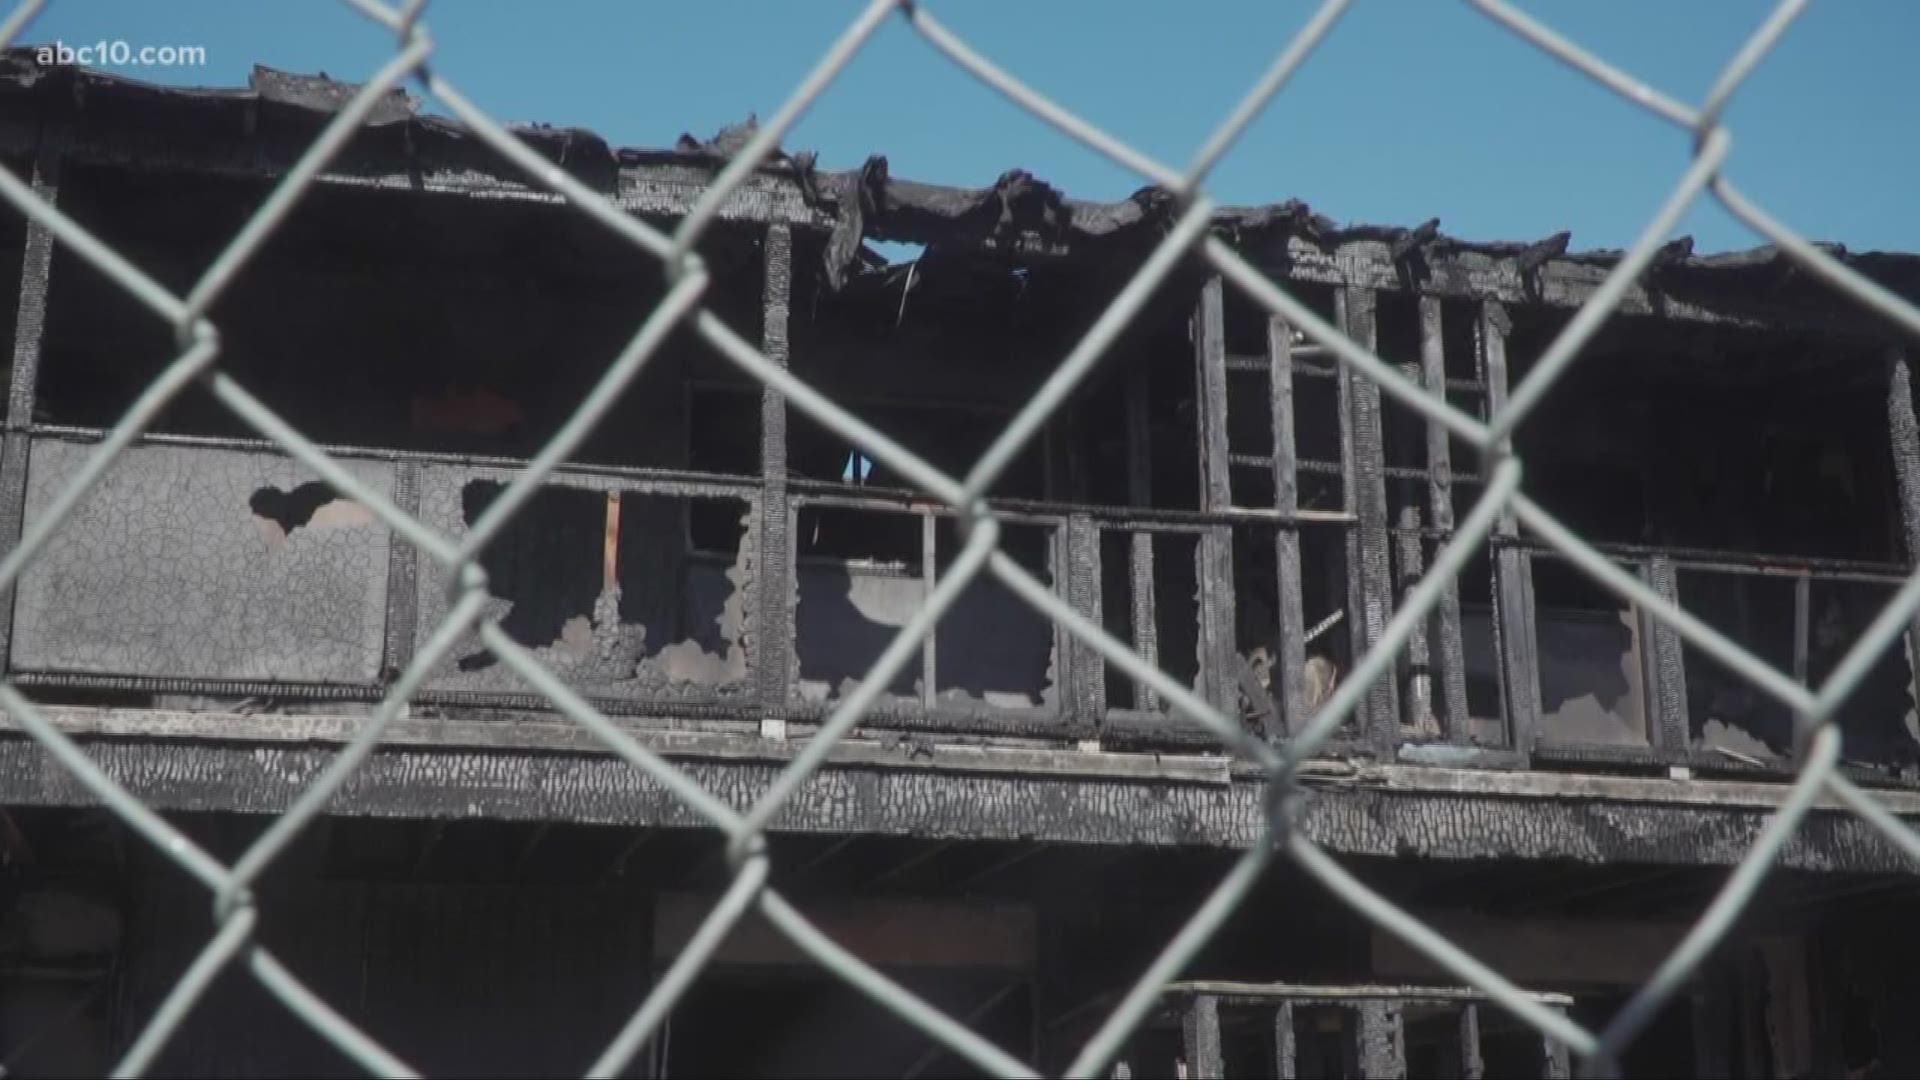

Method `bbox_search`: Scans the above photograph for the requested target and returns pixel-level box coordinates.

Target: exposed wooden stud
[1480,300,1537,755]
[1647,557,1691,754]
[1274,1001,1298,1080]
[1792,571,1811,685]
[923,512,938,712]
[1269,314,1309,740]
[1394,504,1436,738]
[1066,513,1104,734]
[1355,1000,1407,1079]
[1194,277,1239,713]
[1884,351,1920,734]
[1131,530,1160,712]
[1458,1003,1484,1080]
[756,224,795,722]
[1181,993,1225,1080]
[602,491,622,592]
[1419,297,1472,738]
[1339,286,1400,747]
[0,130,62,677]
[1540,1025,1572,1080]
[380,461,422,681]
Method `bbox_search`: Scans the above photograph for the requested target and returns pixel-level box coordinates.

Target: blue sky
[22,1,1919,255]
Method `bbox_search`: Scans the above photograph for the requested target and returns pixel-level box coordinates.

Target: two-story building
[3,56,1920,1078]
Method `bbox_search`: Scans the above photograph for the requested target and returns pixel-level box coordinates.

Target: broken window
[1687,568,1920,772]
[422,472,753,698]
[1530,555,1652,748]
[41,164,759,470]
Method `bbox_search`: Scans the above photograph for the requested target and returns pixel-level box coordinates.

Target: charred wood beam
[1393,505,1437,738]
[1339,287,1400,748]
[1481,301,1538,755]
[1275,1001,1298,1080]
[1066,513,1105,735]
[1127,530,1162,713]
[1181,993,1225,1080]
[1459,1004,1484,1080]
[1355,1000,1407,1079]
[1646,557,1691,755]
[1885,352,1920,733]
[1540,1015,1572,1080]
[756,224,795,726]
[1389,218,1440,264]
[0,127,61,678]
[1269,315,1309,739]
[1194,278,1239,715]
[1419,297,1471,740]
[380,461,422,684]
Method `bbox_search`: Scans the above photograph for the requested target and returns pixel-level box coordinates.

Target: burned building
[3,54,1920,1079]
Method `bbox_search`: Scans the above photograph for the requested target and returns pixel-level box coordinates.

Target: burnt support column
[1269,315,1309,739]
[1394,503,1437,737]
[1274,1001,1298,1079]
[1419,297,1472,739]
[754,224,794,728]
[1647,556,1691,753]
[1193,277,1238,715]
[1065,512,1104,735]
[1480,300,1539,754]
[1355,1000,1407,1079]
[381,462,422,682]
[1338,286,1400,747]
[0,132,62,677]
[1130,531,1159,712]
[1458,1003,1484,1080]
[1885,351,1920,732]
[1181,993,1225,1080]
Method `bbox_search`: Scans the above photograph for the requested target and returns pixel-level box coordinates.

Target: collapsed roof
[1,50,1915,340]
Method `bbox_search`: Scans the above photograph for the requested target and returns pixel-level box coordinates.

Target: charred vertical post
[1420,297,1471,738]
[755,224,795,724]
[1181,993,1225,1080]
[1338,287,1400,747]
[1127,359,1160,712]
[381,462,422,680]
[1792,571,1811,685]
[1394,504,1436,737]
[1065,512,1104,734]
[1540,1026,1572,1080]
[1274,1001,1298,1080]
[1646,557,1691,753]
[1884,351,1920,724]
[1355,1000,1407,1079]
[1480,300,1538,754]
[0,131,62,677]
[1458,1004,1484,1080]
[1130,531,1159,712]
[1269,315,1309,739]
[1194,277,1238,713]
[922,512,938,712]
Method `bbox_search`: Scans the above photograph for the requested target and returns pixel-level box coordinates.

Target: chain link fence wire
[2,0,1919,1075]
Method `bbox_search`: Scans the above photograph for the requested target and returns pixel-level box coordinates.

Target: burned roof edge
[3,51,1917,336]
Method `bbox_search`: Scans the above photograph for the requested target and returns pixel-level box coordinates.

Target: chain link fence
[3,0,1919,1075]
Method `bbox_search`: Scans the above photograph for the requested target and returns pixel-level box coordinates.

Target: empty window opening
[40,165,757,469]
[1812,581,1920,771]
[449,480,750,691]
[1454,548,1508,746]
[932,519,1056,709]
[1681,569,1798,761]
[795,509,927,704]
[1531,555,1650,748]
[1512,311,1895,561]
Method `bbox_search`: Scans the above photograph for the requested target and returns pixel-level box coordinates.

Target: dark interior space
[38,164,760,467]
[1511,311,1897,564]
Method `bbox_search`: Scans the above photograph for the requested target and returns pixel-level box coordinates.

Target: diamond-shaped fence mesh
[3,0,1919,1076]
